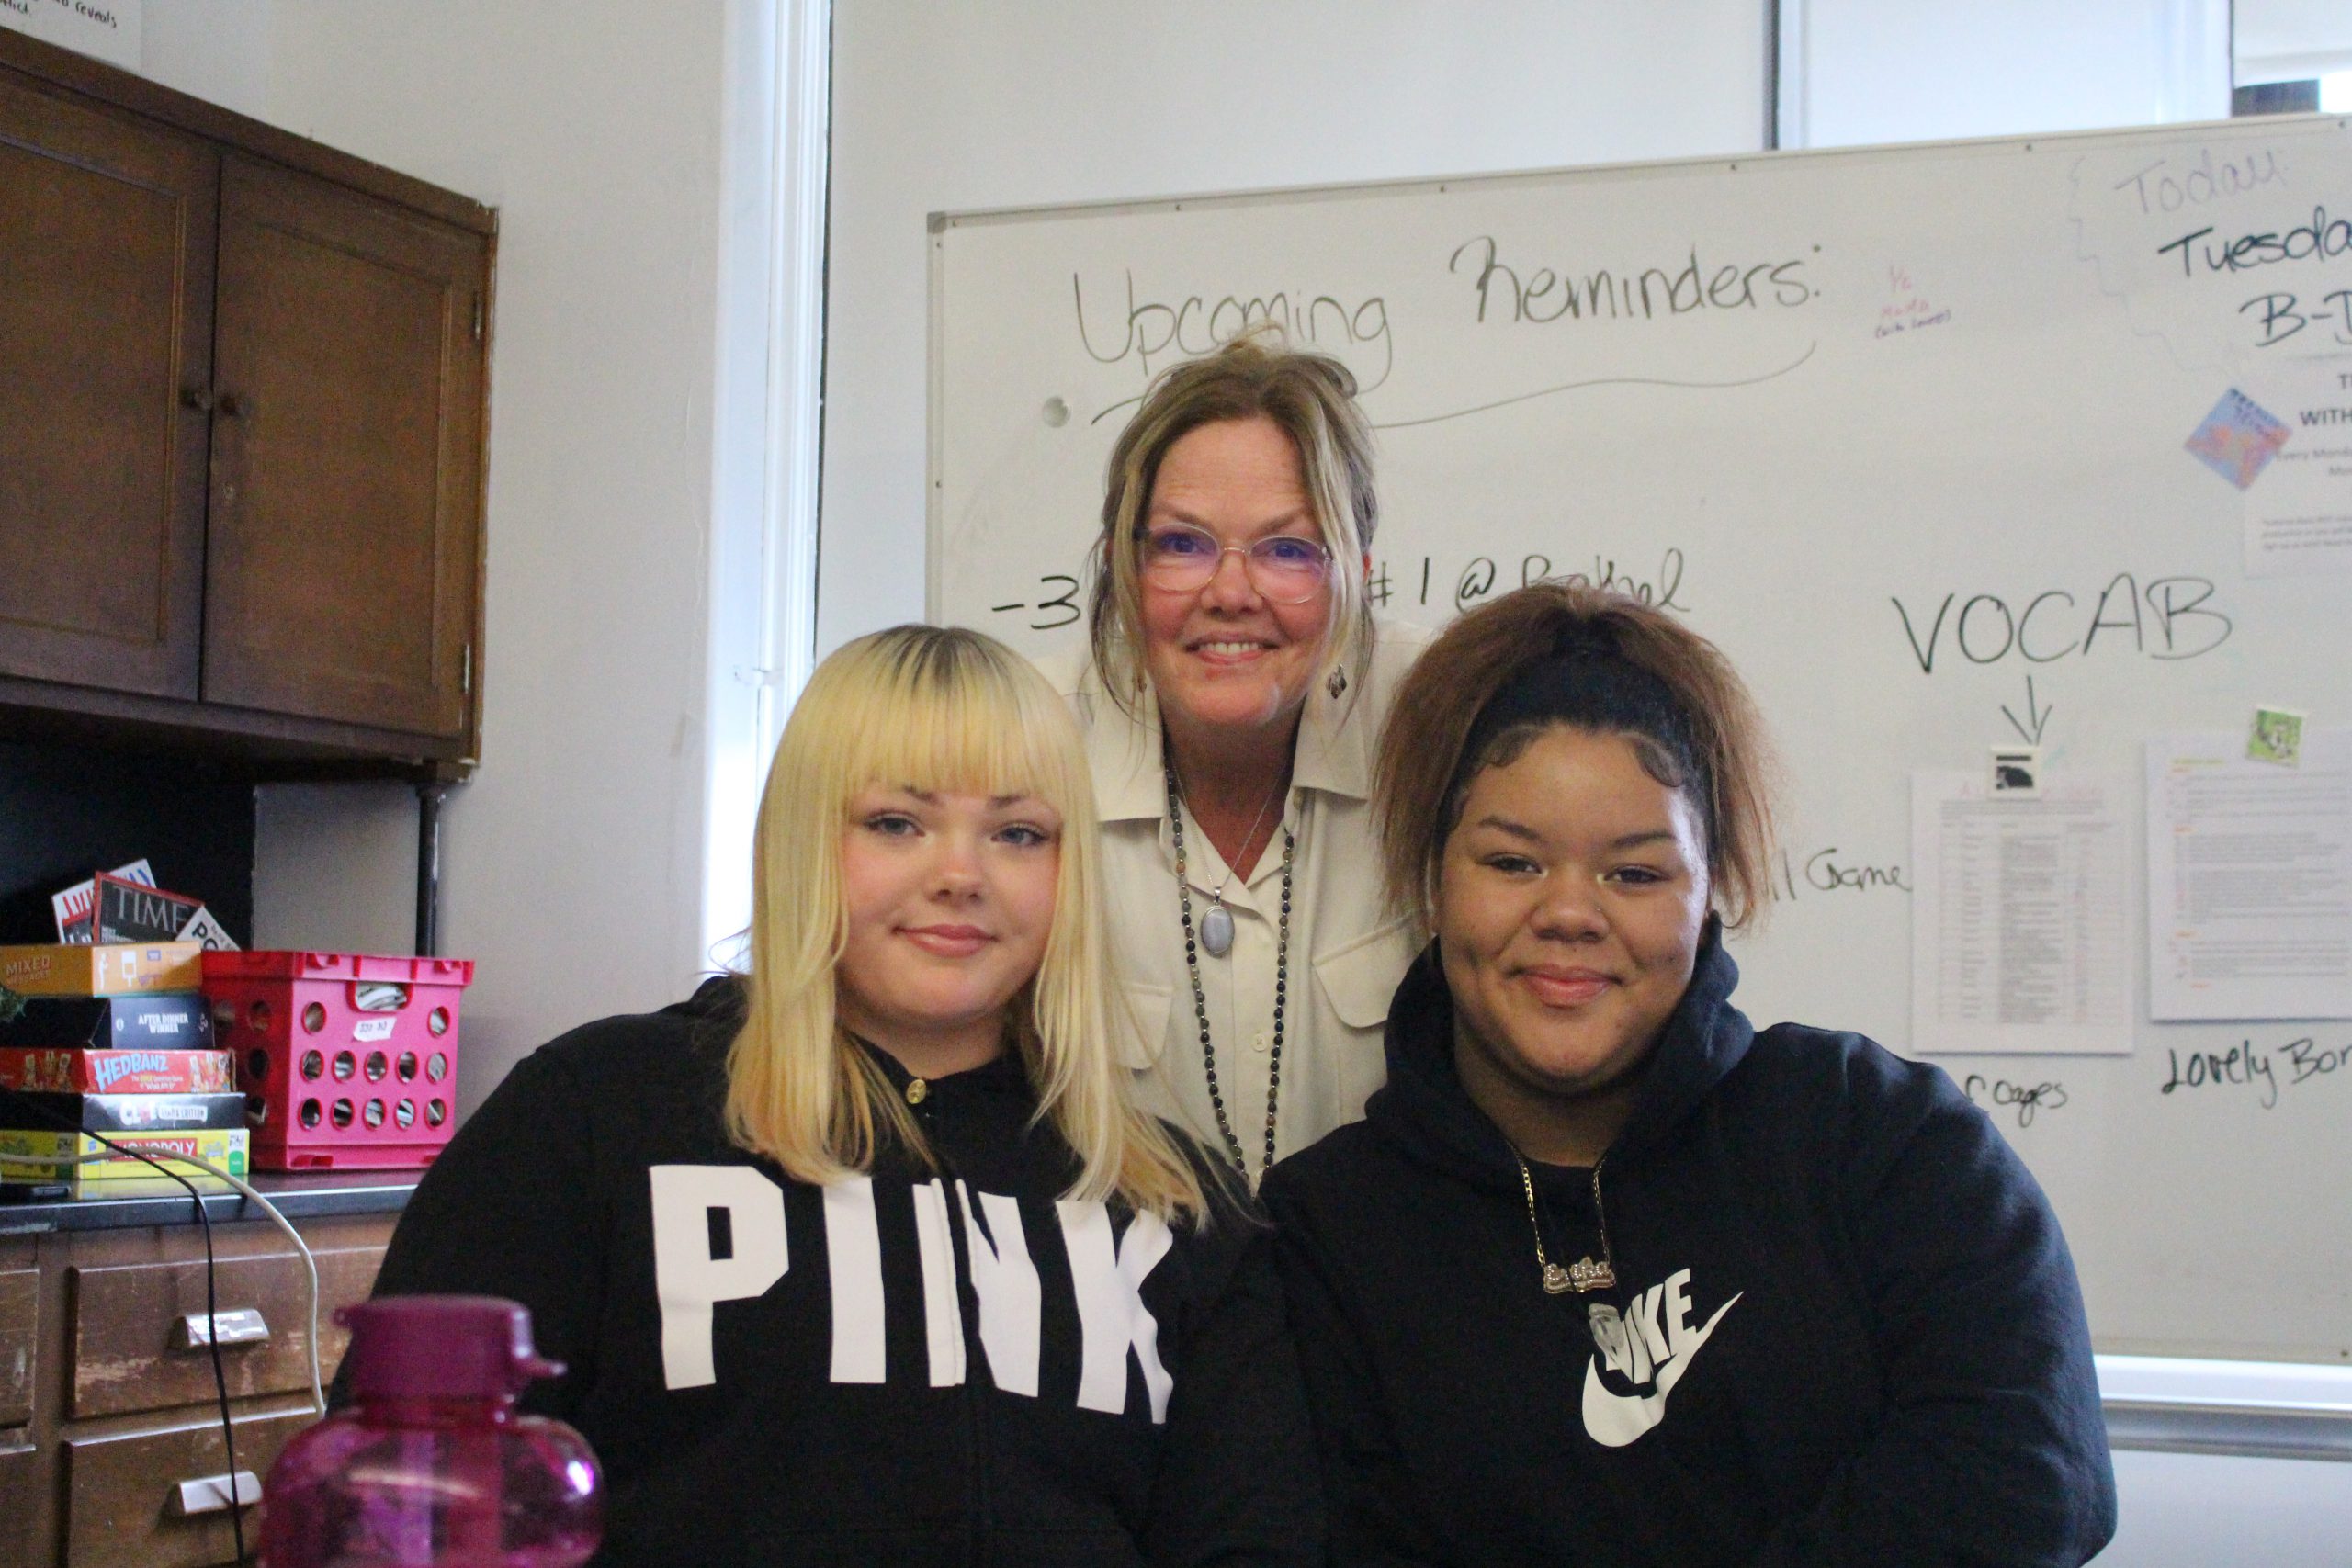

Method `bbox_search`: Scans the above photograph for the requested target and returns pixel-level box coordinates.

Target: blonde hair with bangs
[727,624,1209,1224]
[1089,329,1379,712]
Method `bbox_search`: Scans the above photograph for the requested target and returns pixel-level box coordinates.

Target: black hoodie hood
[665,974,1031,1102]
[1363,916,1754,1191]
[665,972,1049,1179]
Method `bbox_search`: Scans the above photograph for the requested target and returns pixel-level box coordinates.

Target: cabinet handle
[179,386,215,413]
[168,1470,261,1517]
[217,391,253,419]
[171,1307,270,1348]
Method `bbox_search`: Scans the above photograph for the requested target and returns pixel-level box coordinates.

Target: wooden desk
[0,1173,417,1567]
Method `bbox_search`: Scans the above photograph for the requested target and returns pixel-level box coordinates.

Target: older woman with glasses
[1044,333,1428,1187]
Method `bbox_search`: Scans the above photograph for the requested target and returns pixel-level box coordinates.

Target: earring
[1326,665,1349,701]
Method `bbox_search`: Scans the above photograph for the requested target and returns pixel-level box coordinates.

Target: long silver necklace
[1170,763,1286,959]
[1165,761,1294,1179]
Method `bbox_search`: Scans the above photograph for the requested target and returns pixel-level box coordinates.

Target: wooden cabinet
[66,1242,386,1418]
[0,69,215,703]
[203,158,487,740]
[0,29,493,776]
[0,1263,34,1425]
[0,1209,396,1568]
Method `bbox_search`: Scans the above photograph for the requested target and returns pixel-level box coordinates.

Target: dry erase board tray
[2098,1355,2352,1463]
[0,1168,418,1235]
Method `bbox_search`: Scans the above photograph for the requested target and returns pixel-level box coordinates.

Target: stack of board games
[0,942,248,1191]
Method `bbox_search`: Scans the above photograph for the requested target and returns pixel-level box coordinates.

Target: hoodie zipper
[910,1077,991,1566]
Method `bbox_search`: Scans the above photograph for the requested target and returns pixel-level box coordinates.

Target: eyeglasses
[1136,524,1333,604]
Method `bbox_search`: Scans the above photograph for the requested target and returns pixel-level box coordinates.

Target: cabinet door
[203,156,486,739]
[0,70,216,699]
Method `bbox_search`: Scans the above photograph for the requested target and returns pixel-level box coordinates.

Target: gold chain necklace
[1512,1150,1618,1294]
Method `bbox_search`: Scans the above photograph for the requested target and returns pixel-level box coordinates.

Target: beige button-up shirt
[1043,623,1431,1179]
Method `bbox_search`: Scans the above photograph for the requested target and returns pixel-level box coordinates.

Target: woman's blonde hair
[1090,330,1379,711]
[727,624,1208,1224]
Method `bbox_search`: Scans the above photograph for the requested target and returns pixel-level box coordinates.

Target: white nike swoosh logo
[1580,1292,1742,1448]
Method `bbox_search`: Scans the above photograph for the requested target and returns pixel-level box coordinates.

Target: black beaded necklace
[1163,761,1294,1180]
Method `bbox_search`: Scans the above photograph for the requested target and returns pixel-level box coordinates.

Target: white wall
[2234,0,2352,81]
[2106,1452,2352,1565]
[239,1,733,1113]
[1786,0,2230,149]
[141,0,270,114]
[816,0,1769,655]
[1,0,268,112]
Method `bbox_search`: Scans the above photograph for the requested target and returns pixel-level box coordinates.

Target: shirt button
[1251,1032,1271,1053]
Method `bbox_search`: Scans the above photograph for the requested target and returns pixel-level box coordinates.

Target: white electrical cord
[58,1147,324,1416]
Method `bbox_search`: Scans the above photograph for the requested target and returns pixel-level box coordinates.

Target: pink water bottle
[261,1295,602,1567]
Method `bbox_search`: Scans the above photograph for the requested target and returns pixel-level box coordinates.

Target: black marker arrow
[2001,675,2052,744]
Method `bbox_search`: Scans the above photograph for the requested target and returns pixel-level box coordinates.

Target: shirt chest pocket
[1114,981,1173,1070]
[1311,916,1422,1032]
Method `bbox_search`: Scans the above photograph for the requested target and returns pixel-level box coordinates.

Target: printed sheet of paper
[2227,358,2352,579]
[1910,772,2134,1055]
[2146,730,2352,1021]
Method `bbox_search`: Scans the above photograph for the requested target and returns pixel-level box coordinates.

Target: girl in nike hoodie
[1261,585,2114,1566]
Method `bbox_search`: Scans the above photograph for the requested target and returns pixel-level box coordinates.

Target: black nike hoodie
[1260,924,2115,1567]
[367,977,1323,1567]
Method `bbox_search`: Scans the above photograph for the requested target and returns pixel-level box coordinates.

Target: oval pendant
[1199,901,1235,957]
[1542,1263,1574,1295]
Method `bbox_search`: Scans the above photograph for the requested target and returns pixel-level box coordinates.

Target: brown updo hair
[1375,584,1779,929]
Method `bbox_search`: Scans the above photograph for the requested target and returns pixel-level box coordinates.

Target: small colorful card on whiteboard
[2184,389,2290,491]
[2247,705,2304,765]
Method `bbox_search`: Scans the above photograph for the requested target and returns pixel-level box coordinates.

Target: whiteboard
[929,116,2352,1363]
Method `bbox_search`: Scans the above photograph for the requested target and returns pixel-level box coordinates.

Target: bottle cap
[338,1295,564,1400]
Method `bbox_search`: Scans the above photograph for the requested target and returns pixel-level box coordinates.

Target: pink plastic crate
[202,952,474,1171]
